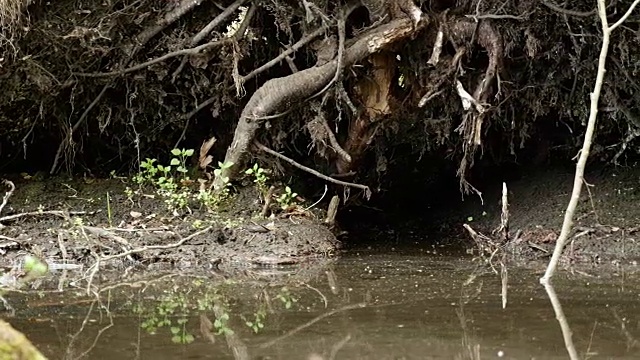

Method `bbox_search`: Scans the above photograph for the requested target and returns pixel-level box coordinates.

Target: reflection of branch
[65,298,114,360]
[542,283,579,360]
[85,227,212,293]
[612,309,640,350]
[213,304,249,360]
[259,303,366,349]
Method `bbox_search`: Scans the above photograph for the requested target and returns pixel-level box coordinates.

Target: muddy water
[5,248,640,360]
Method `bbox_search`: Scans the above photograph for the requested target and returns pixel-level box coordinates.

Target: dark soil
[340,163,640,266]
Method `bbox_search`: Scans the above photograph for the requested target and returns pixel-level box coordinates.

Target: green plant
[276,186,298,210]
[131,149,197,212]
[213,311,234,335]
[214,161,234,186]
[275,287,298,309]
[244,308,266,333]
[245,163,269,190]
[170,318,195,344]
[169,148,194,175]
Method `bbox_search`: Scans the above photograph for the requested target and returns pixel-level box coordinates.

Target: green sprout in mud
[24,256,48,277]
[276,287,298,309]
[214,161,234,186]
[245,163,269,191]
[140,294,189,335]
[276,186,298,210]
[170,318,195,344]
[170,148,194,174]
[243,308,266,333]
[213,311,234,335]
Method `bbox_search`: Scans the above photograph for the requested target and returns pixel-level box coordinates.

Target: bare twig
[540,1,595,17]
[193,0,247,45]
[0,180,15,215]
[254,141,371,198]
[541,0,640,284]
[85,226,212,292]
[172,0,248,80]
[240,27,325,84]
[0,210,88,223]
[320,114,351,162]
[75,39,231,78]
[542,283,580,360]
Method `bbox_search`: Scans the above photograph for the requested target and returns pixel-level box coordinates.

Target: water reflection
[2,251,640,359]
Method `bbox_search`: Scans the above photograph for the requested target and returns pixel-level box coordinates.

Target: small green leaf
[467,216,473,222]
[170,158,180,166]
[171,148,181,156]
[171,335,181,343]
[185,149,195,157]
[184,334,195,343]
[170,326,180,334]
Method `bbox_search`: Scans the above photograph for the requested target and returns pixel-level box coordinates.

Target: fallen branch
[0,210,89,223]
[85,226,213,292]
[254,141,371,198]
[540,0,640,284]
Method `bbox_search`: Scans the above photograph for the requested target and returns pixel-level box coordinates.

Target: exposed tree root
[254,141,371,197]
[213,15,427,190]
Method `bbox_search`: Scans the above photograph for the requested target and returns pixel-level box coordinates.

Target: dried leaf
[199,137,217,169]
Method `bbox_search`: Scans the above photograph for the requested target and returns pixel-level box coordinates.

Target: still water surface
[7,248,640,359]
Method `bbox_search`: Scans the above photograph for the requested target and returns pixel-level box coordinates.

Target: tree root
[213,16,427,190]
[254,141,371,198]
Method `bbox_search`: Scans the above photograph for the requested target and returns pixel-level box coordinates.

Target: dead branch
[254,141,371,198]
[85,226,213,292]
[240,27,326,84]
[193,0,247,45]
[75,38,231,78]
[126,0,206,56]
[541,0,640,284]
[0,210,88,223]
[540,1,595,17]
[319,112,351,162]
[175,0,254,81]
[214,16,426,190]
[0,180,15,216]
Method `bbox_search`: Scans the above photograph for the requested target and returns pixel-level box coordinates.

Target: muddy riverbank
[0,164,638,283]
